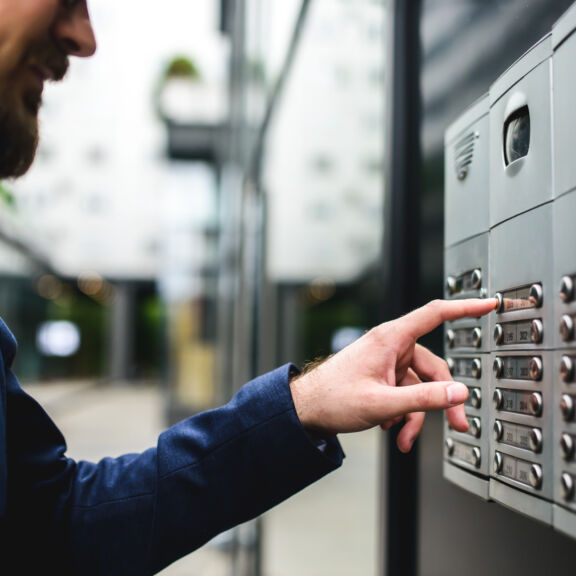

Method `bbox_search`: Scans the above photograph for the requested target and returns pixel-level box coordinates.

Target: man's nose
[53,1,97,58]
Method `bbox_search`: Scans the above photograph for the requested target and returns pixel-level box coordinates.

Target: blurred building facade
[0,1,386,573]
[8,0,229,383]
[5,1,576,576]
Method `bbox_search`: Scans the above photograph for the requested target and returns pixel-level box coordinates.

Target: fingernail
[447,382,468,405]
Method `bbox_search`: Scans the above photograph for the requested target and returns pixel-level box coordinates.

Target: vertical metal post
[379,1,422,575]
[110,282,135,382]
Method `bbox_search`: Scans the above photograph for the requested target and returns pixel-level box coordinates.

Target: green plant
[163,56,201,81]
[0,182,15,210]
[154,55,203,122]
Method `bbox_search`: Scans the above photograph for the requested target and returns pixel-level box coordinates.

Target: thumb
[377,381,469,419]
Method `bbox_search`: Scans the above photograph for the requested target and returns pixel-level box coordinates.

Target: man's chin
[23,88,42,118]
[0,103,39,179]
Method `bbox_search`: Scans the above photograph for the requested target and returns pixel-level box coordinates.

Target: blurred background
[3,0,576,575]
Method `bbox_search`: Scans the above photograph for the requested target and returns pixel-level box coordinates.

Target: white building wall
[264,0,386,284]
[11,0,228,281]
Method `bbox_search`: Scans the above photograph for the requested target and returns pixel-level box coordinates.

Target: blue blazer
[0,319,344,574]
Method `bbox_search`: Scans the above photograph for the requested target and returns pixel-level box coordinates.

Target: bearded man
[0,0,92,178]
[0,1,496,574]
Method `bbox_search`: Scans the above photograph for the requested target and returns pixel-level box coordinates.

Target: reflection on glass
[504,105,530,165]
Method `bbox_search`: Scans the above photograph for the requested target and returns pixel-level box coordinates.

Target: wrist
[290,370,331,438]
[290,372,310,427]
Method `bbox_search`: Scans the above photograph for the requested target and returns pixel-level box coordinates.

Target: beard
[0,41,68,180]
[0,91,39,179]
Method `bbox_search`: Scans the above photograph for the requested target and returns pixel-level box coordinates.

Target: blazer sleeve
[5,364,344,576]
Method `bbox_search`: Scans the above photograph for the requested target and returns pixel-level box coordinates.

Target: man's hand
[290,298,497,453]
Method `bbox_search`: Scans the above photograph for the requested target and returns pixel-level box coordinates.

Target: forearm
[150,364,343,573]
[65,365,343,575]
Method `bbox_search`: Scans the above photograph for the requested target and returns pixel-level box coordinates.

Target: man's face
[0,0,96,179]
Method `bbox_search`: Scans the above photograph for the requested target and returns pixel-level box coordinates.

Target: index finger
[399,298,497,340]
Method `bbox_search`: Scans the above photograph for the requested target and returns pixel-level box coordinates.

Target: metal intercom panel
[489,35,552,228]
[443,95,491,500]
[444,95,490,247]
[443,1,576,539]
[489,205,554,524]
[553,2,576,201]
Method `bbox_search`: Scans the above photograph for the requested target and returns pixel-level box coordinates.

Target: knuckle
[415,385,433,409]
[382,319,403,339]
[365,326,380,340]
[423,299,446,326]
[366,324,388,345]
[425,299,444,315]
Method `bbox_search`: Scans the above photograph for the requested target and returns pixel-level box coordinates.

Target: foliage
[163,56,201,81]
[0,182,16,210]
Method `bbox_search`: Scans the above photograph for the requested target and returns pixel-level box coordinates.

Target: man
[0,1,497,574]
